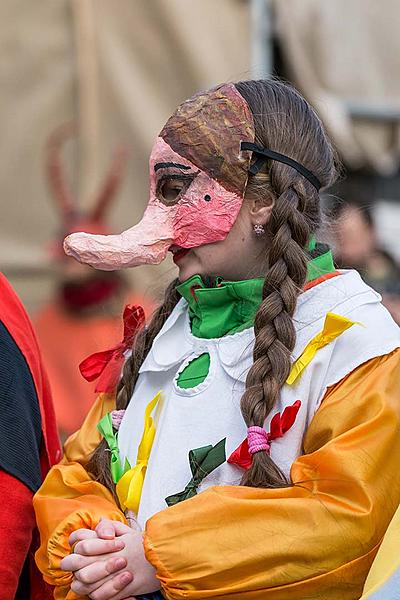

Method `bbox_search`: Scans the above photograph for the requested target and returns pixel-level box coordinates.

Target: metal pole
[250,0,273,78]
[71,0,101,205]
[347,103,400,122]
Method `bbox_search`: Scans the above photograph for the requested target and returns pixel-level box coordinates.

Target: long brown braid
[87,278,180,492]
[235,80,337,487]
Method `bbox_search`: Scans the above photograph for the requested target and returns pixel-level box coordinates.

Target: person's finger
[70,560,129,596]
[61,552,99,572]
[96,518,131,539]
[87,571,134,600]
[95,517,117,539]
[70,574,111,597]
[69,528,97,547]
[73,538,125,557]
[74,557,127,585]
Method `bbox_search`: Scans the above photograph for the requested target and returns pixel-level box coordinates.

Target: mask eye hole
[156,175,193,205]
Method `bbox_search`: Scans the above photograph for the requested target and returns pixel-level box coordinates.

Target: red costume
[33,124,155,437]
[0,273,61,598]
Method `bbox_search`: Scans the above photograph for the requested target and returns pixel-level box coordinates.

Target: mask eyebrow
[154,162,192,172]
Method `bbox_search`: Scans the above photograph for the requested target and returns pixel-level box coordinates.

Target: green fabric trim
[176,353,210,389]
[307,249,335,282]
[177,246,336,340]
[308,235,317,252]
[97,414,131,484]
[165,438,226,506]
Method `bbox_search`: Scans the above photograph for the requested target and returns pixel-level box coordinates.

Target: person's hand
[61,521,131,596]
[63,525,158,599]
[61,532,128,593]
[62,519,158,599]
[87,528,159,600]
[68,513,141,548]
[65,516,140,574]
[68,516,142,593]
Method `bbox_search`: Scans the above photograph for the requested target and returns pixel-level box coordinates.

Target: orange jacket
[34,350,400,600]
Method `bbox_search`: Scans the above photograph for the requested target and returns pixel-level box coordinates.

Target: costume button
[176,352,210,389]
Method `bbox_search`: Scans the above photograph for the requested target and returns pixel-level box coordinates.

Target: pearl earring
[253,224,265,236]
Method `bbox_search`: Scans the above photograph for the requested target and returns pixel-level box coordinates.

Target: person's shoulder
[341,278,400,348]
[326,271,400,361]
[0,319,21,352]
[0,272,23,301]
[0,272,33,329]
[294,271,400,388]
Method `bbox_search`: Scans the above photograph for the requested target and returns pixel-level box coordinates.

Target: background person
[0,272,61,599]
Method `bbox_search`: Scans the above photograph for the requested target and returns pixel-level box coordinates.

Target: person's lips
[169,245,191,264]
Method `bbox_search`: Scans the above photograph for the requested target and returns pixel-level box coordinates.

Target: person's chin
[178,266,198,282]
[177,259,202,282]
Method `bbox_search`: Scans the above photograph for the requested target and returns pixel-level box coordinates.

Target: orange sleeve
[144,349,400,600]
[33,393,126,599]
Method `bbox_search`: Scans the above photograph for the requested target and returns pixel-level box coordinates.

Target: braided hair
[235,80,337,487]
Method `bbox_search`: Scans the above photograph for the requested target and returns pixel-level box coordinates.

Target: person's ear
[248,194,275,227]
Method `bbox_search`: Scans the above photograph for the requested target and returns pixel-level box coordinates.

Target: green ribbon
[97,413,130,484]
[165,438,226,507]
[308,235,317,252]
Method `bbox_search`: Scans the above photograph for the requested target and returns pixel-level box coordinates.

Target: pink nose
[63,206,173,270]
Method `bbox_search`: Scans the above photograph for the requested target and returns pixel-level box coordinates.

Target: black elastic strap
[241,141,321,191]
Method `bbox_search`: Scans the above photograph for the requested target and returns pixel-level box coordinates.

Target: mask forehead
[159,83,254,197]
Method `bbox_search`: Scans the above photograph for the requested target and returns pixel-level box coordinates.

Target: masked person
[34,127,155,440]
[0,273,61,598]
[34,80,400,600]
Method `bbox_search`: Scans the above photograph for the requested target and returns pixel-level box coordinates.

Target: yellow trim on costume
[116,392,163,513]
[286,313,359,385]
[361,504,400,598]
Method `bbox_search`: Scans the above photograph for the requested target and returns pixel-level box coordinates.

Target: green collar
[177,244,335,339]
[177,276,263,338]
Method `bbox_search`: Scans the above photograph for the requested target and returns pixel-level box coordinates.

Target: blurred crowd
[328,185,400,325]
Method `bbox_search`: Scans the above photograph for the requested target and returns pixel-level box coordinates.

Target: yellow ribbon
[286,312,360,385]
[116,392,162,513]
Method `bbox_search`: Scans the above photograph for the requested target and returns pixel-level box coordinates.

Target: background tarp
[2,0,400,309]
[0,0,250,310]
[273,0,400,174]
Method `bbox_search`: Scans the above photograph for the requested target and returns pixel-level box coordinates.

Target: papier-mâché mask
[64,83,255,270]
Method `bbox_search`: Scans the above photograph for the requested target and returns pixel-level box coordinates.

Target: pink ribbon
[228,400,302,470]
[247,426,270,454]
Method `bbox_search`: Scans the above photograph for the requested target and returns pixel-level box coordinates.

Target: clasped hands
[60,517,160,600]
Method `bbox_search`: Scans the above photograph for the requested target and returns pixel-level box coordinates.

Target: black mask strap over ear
[241,141,321,191]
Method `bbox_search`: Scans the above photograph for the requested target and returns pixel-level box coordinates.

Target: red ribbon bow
[228,400,301,470]
[79,304,145,393]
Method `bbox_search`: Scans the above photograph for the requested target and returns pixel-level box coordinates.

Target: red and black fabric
[0,273,61,599]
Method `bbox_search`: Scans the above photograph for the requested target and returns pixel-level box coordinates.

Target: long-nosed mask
[64,83,255,270]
